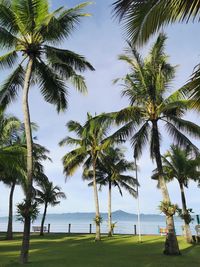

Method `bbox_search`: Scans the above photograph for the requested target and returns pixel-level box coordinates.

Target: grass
[0,233,199,267]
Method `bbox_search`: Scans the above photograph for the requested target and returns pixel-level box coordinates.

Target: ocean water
[0,212,198,235]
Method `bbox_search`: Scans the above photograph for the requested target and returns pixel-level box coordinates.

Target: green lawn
[0,234,199,267]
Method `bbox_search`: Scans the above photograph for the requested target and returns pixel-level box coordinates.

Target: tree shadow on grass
[1,234,200,267]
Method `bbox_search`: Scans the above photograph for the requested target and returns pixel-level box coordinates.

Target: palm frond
[149,32,167,62]
[131,121,150,158]
[59,136,82,147]
[0,50,18,69]
[119,175,138,186]
[82,168,94,180]
[45,46,94,72]
[164,120,199,153]
[119,181,137,197]
[66,120,84,136]
[185,65,200,110]
[0,1,19,33]
[12,0,38,33]
[34,59,68,112]
[39,2,92,44]
[54,191,66,200]
[115,106,142,124]
[62,147,88,177]
[167,116,200,140]
[83,154,92,169]
[0,65,24,108]
[160,99,188,118]
[70,74,87,94]
[108,121,136,143]
[0,26,17,49]
[33,0,49,29]
[112,0,200,45]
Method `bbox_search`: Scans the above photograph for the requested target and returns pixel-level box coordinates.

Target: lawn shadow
[1,234,200,267]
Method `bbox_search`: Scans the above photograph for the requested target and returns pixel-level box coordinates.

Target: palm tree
[0,111,25,240]
[2,143,51,240]
[36,180,66,236]
[112,0,200,107]
[0,114,51,241]
[59,114,114,241]
[2,119,50,240]
[84,146,137,237]
[0,0,94,263]
[152,145,200,243]
[100,34,200,254]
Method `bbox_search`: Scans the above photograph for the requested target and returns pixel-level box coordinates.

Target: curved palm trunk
[6,181,16,240]
[92,157,101,241]
[152,121,180,255]
[20,58,34,264]
[179,182,193,243]
[108,181,112,237]
[40,203,48,236]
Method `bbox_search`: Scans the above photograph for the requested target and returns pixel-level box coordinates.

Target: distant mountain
[0,210,183,222]
[42,210,172,222]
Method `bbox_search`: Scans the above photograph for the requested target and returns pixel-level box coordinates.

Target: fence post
[89,224,92,234]
[68,223,71,234]
[134,224,137,235]
[48,224,51,233]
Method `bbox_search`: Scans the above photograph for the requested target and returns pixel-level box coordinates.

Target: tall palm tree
[36,180,66,236]
[112,0,200,107]
[84,146,137,237]
[59,114,114,241]
[152,145,200,243]
[0,0,94,263]
[100,34,200,254]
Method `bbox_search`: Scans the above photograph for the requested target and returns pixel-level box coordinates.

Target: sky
[0,0,200,216]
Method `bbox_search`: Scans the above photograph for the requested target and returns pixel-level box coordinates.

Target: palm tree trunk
[6,181,16,240]
[179,182,193,243]
[92,156,101,241]
[152,121,180,255]
[20,58,34,264]
[40,203,48,236]
[108,181,112,237]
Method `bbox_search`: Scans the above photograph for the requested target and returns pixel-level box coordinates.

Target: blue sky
[0,0,200,216]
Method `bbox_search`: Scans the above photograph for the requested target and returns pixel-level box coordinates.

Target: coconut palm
[3,119,50,240]
[112,0,200,108]
[36,180,66,236]
[0,114,51,241]
[2,143,50,240]
[100,33,200,254]
[84,146,137,237]
[0,0,94,263]
[152,145,200,243]
[0,111,25,240]
[59,114,115,241]
[0,137,50,241]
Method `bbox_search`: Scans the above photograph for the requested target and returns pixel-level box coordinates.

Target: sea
[0,210,199,235]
